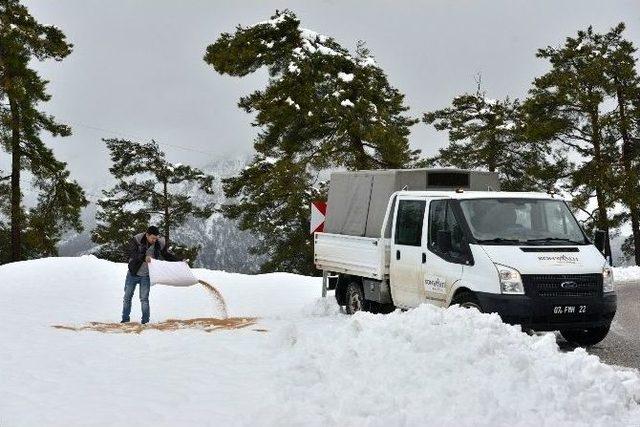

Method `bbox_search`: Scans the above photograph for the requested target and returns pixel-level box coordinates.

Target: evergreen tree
[594,24,640,264]
[0,173,10,260]
[0,0,87,262]
[92,138,215,264]
[204,10,419,274]
[523,26,621,241]
[22,159,87,258]
[223,155,323,274]
[423,84,566,191]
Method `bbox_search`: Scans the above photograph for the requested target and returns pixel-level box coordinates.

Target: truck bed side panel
[314,232,386,280]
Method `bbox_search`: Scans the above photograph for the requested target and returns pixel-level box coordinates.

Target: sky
[15,0,640,192]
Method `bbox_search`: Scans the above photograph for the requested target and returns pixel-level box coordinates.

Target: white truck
[314,169,616,346]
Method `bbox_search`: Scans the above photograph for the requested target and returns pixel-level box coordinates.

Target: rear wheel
[345,282,369,315]
[450,291,483,312]
[560,325,610,347]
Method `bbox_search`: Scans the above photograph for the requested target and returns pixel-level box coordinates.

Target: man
[121,225,180,324]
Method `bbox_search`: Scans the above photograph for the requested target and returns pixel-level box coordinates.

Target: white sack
[148,259,198,287]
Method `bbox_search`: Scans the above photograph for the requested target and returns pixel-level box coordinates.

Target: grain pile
[51,279,252,334]
[52,317,258,334]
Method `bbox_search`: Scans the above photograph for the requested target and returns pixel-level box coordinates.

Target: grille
[520,247,579,253]
[522,274,602,297]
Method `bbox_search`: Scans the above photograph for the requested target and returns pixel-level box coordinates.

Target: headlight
[495,264,524,294]
[602,266,614,293]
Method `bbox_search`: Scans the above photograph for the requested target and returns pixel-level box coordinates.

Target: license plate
[553,305,587,315]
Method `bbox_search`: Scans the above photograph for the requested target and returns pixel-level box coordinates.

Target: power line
[70,121,220,156]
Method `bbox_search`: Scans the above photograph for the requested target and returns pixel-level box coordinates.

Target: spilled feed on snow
[51,317,257,334]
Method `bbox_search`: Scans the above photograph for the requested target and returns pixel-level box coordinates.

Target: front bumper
[475,292,617,331]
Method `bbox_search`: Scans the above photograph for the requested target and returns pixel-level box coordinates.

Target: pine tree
[223,156,324,274]
[0,0,87,262]
[0,174,10,260]
[523,26,620,241]
[423,82,566,191]
[92,138,215,264]
[593,24,640,264]
[204,10,419,273]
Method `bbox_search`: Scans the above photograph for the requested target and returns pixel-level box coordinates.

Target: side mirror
[594,229,606,254]
[437,230,452,253]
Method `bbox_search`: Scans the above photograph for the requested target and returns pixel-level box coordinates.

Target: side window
[394,199,426,246]
[428,200,446,250]
[429,200,464,258]
[446,203,464,255]
[384,196,397,238]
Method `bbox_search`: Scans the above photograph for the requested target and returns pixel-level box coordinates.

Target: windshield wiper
[525,237,585,245]
[476,238,524,245]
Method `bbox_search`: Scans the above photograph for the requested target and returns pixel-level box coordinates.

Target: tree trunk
[163,180,170,246]
[615,84,640,265]
[590,109,611,261]
[349,135,370,170]
[9,97,21,262]
[487,154,497,173]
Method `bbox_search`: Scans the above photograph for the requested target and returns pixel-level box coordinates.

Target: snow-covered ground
[1,256,639,426]
[613,265,640,285]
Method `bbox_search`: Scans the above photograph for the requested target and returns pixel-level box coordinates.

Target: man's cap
[146,225,160,236]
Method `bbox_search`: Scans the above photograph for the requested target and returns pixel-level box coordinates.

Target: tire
[560,324,610,347]
[450,291,483,312]
[345,282,370,315]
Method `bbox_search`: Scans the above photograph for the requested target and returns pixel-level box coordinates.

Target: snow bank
[1,256,639,426]
[261,304,640,426]
[613,266,640,285]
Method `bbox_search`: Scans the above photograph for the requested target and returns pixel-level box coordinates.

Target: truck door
[422,199,464,305]
[390,197,427,309]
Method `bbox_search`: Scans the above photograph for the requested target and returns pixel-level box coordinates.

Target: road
[557,282,640,371]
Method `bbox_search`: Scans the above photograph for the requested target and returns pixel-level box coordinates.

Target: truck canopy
[324,168,500,238]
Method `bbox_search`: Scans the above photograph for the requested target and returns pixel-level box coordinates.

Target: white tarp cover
[148,259,198,287]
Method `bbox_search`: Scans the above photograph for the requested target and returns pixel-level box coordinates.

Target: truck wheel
[345,282,369,315]
[560,325,610,347]
[450,291,483,312]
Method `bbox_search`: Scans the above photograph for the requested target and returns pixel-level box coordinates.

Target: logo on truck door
[424,275,446,294]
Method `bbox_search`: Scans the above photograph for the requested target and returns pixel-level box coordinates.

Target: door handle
[422,253,426,264]
[396,250,401,260]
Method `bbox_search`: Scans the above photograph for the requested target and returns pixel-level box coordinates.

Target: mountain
[58,155,264,273]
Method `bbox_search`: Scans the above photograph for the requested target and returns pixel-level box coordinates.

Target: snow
[284,97,300,110]
[337,71,354,82]
[1,256,639,426]
[287,62,300,74]
[255,14,288,27]
[341,99,355,108]
[258,156,278,165]
[496,122,516,131]
[359,56,377,67]
[613,266,640,285]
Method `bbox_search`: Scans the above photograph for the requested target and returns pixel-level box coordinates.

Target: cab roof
[395,190,561,200]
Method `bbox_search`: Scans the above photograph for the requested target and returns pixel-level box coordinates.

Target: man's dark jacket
[127,232,179,274]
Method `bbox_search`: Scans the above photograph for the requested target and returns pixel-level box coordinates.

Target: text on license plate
[553,305,587,314]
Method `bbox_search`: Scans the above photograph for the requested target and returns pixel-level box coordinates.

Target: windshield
[459,198,588,245]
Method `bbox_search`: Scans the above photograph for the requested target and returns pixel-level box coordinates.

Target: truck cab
[314,169,617,347]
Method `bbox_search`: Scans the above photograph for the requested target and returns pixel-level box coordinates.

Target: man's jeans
[122,271,151,323]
